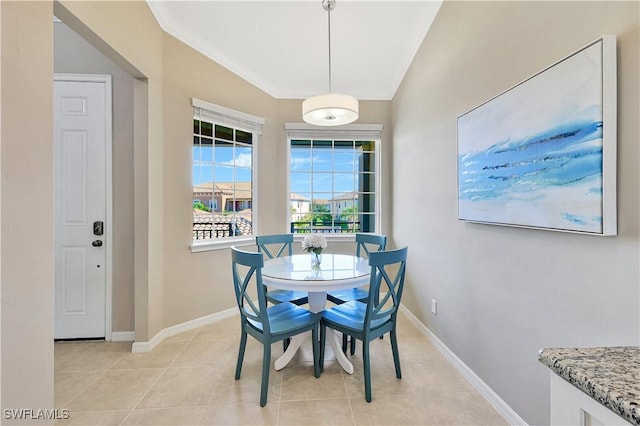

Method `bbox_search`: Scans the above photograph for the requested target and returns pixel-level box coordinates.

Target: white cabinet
[550,373,632,426]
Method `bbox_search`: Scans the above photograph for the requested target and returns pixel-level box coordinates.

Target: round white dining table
[261,253,370,374]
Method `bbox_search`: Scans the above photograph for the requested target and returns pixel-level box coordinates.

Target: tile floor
[54,312,508,425]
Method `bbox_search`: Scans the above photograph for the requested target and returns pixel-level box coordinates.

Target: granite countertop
[538,346,640,425]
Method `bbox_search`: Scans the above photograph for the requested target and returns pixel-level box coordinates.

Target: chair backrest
[355,233,387,258]
[231,247,270,334]
[256,234,293,259]
[364,247,408,329]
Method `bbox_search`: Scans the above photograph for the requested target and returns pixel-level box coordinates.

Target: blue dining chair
[327,233,387,354]
[256,234,308,306]
[319,246,408,403]
[231,247,320,407]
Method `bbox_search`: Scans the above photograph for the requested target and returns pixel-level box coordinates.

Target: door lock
[93,221,104,236]
[92,240,103,247]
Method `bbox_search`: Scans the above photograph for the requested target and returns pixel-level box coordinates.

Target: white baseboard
[400,305,527,426]
[111,331,135,342]
[131,308,238,353]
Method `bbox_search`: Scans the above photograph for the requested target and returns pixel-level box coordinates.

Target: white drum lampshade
[302,93,359,126]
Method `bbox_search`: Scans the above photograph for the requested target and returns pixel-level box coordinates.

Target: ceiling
[147,1,442,100]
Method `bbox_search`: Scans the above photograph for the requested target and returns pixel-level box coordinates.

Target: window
[192,99,264,248]
[286,124,382,235]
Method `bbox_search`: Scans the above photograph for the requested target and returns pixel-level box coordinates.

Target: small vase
[311,251,322,269]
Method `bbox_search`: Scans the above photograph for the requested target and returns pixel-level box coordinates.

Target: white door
[54,77,109,339]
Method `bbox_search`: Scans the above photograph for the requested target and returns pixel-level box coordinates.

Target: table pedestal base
[273,291,354,374]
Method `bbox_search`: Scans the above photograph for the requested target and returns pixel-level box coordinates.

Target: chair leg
[363,340,372,402]
[342,333,348,353]
[235,330,247,380]
[312,326,320,378]
[350,335,357,355]
[390,329,402,379]
[319,323,326,374]
[373,293,383,340]
[283,338,290,352]
[260,341,271,407]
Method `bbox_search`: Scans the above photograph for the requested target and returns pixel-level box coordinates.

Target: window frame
[285,123,383,243]
[191,98,264,252]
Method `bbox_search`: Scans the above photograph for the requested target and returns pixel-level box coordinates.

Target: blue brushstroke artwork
[457,40,606,233]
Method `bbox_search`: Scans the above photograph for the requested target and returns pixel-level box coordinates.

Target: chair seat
[322,301,390,332]
[266,289,308,305]
[326,287,368,305]
[247,302,318,335]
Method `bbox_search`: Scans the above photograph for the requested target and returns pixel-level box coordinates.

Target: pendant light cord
[327,3,332,93]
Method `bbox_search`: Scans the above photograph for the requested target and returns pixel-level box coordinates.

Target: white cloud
[222,152,252,167]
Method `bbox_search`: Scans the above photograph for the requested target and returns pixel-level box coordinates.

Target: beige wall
[1,0,55,414]
[392,1,639,424]
[161,32,276,325]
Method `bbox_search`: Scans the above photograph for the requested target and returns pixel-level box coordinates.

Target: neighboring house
[313,199,330,213]
[290,192,310,221]
[329,191,358,219]
[192,182,253,239]
[192,182,252,213]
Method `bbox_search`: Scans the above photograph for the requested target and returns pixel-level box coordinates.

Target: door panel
[54,79,107,339]
[61,247,87,313]
[62,130,87,223]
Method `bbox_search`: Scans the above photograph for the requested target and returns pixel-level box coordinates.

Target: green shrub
[193,201,211,212]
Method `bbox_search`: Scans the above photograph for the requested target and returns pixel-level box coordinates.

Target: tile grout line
[275,354,283,426]
[54,315,507,425]
[200,336,243,425]
[56,369,109,411]
[56,342,127,415]
[341,359,358,426]
[119,335,195,425]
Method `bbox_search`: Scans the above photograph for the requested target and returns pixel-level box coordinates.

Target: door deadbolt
[93,221,104,236]
[92,240,103,247]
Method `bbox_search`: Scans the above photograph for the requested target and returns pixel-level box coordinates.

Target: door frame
[54,72,113,340]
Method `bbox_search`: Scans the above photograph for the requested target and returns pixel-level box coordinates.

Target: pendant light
[302,0,359,126]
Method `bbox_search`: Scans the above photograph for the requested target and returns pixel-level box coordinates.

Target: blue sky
[193,145,251,185]
[290,146,361,197]
[193,144,372,198]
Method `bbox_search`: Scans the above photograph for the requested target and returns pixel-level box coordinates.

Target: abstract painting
[457,36,616,235]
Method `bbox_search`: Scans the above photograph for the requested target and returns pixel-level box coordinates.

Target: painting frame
[457,35,617,235]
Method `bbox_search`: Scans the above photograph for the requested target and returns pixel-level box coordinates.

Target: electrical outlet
[431,299,437,315]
